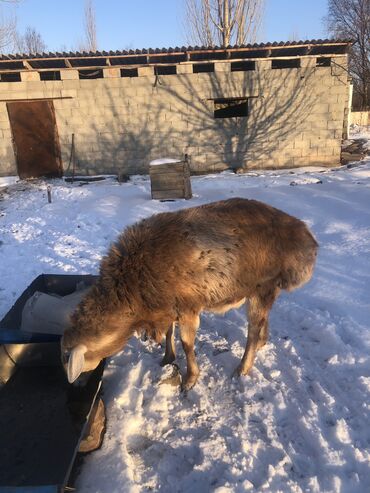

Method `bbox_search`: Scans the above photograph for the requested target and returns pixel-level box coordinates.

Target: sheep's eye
[62,350,70,364]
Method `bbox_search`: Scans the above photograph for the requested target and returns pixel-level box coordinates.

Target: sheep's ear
[67,344,87,383]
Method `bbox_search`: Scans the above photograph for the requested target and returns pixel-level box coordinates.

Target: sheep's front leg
[161,322,176,366]
[237,284,280,376]
[179,314,200,391]
[236,314,262,376]
[256,319,269,350]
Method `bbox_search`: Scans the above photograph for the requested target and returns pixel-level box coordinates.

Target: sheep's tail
[278,234,318,292]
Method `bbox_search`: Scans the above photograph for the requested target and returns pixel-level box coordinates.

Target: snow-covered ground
[1,133,370,492]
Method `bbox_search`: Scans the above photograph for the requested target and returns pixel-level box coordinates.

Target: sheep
[61,198,318,390]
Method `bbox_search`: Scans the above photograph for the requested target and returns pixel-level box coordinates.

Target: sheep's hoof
[234,364,251,377]
[158,364,181,387]
[256,339,267,350]
[160,354,176,367]
[181,374,199,392]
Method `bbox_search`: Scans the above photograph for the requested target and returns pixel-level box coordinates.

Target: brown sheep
[62,198,318,390]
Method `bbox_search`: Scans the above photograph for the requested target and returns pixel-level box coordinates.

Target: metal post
[47,185,52,203]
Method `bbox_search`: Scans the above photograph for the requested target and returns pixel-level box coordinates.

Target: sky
[9,0,330,53]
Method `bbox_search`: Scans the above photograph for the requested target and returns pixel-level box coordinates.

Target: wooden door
[7,100,62,179]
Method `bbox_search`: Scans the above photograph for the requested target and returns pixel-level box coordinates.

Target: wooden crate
[149,158,192,200]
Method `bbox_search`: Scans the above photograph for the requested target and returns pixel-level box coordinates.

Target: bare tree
[83,0,97,51]
[327,0,370,109]
[16,26,47,53]
[287,30,301,42]
[0,0,20,53]
[185,0,265,47]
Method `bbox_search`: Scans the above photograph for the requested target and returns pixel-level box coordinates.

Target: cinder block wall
[0,55,349,176]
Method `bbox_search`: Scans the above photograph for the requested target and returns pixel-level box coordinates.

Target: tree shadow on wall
[70,63,320,177]
[72,77,172,176]
[154,62,320,173]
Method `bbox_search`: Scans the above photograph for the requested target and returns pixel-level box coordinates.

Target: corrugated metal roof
[0,39,352,61]
[0,39,352,74]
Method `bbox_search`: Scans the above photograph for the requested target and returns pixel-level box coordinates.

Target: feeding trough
[0,274,106,493]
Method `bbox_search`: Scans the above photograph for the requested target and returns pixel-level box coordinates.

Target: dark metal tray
[0,274,102,493]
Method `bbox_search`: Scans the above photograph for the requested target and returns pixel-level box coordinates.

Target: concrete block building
[0,39,352,178]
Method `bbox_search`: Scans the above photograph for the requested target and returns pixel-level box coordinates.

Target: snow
[0,176,18,188]
[149,158,182,166]
[349,124,370,150]
[1,132,370,492]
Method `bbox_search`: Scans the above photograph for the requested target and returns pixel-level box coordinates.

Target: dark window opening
[110,57,130,66]
[230,49,269,59]
[270,47,307,58]
[79,68,103,79]
[271,59,300,69]
[0,61,24,70]
[70,58,107,67]
[214,98,248,119]
[316,57,331,67]
[155,65,177,75]
[0,72,21,82]
[311,45,346,55]
[149,54,186,64]
[193,63,214,73]
[121,68,138,78]
[115,55,147,65]
[231,61,255,72]
[191,51,226,61]
[30,59,67,69]
[40,70,61,81]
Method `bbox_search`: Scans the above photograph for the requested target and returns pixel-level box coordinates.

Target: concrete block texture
[214,62,231,73]
[103,68,121,78]
[138,66,154,77]
[20,71,40,82]
[0,53,350,176]
[300,57,317,68]
[62,79,81,90]
[176,64,193,74]
[60,69,79,80]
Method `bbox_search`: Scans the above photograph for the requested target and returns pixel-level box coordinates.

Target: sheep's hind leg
[179,314,200,391]
[256,320,269,350]
[236,311,261,377]
[161,322,176,366]
[237,284,280,376]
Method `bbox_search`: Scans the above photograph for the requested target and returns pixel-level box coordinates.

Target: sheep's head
[61,302,132,383]
[61,329,106,383]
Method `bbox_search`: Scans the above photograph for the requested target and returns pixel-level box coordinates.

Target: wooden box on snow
[149,157,192,200]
